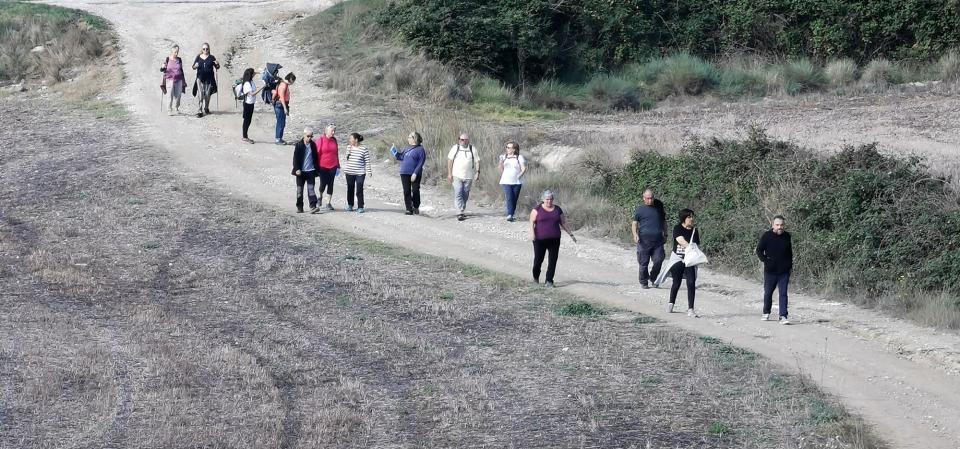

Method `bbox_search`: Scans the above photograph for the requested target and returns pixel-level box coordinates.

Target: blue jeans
[452,177,473,212]
[502,184,522,216]
[273,102,286,142]
[763,272,790,317]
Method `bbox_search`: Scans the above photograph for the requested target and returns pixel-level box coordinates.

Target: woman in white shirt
[497,140,526,222]
[239,67,262,144]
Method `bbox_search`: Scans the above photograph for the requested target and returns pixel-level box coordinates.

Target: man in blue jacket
[756,215,794,324]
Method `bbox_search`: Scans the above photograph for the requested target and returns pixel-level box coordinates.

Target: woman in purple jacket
[528,189,577,287]
[391,131,426,215]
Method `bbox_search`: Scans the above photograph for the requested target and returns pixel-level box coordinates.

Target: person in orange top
[273,73,295,145]
[314,124,340,211]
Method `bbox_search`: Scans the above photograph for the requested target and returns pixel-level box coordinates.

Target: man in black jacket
[292,127,320,213]
[755,215,793,324]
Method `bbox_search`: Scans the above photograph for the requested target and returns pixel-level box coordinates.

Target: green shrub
[555,301,605,317]
[938,50,960,82]
[526,79,583,109]
[781,59,825,95]
[824,59,858,87]
[860,58,904,86]
[585,74,645,110]
[717,64,767,97]
[470,76,515,105]
[614,129,960,325]
[649,54,719,98]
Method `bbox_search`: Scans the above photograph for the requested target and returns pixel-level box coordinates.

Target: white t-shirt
[447,145,478,179]
[499,154,525,184]
[242,81,257,105]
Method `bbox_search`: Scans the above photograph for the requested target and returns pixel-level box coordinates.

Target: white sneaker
[779,316,790,325]
[687,309,699,318]
[666,303,674,313]
[761,314,770,321]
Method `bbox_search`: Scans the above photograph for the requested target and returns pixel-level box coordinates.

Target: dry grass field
[0,95,883,448]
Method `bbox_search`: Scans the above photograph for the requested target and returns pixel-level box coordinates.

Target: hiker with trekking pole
[191,42,220,117]
[159,44,186,115]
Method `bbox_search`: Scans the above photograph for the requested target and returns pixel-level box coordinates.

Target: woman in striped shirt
[343,132,372,213]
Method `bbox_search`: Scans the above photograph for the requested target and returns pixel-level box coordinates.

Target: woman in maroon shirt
[528,190,577,287]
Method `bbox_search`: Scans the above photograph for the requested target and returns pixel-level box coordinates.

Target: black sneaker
[296,207,304,213]
[457,213,466,221]
[405,210,414,215]
[204,108,211,115]
[641,283,650,289]
[196,112,204,117]
[413,208,420,215]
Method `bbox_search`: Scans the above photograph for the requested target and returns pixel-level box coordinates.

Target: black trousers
[317,167,336,196]
[532,238,561,283]
[400,174,421,211]
[345,174,366,208]
[241,102,254,138]
[669,261,698,309]
[295,171,317,210]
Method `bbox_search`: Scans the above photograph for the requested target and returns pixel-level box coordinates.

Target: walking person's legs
[532,240,547,283]
[411,175,421,211]
[274,102,286,143]
[649,244,665,284]
[318,168,335,209]
[668,262,685,307]
[172,80,183,110]
[777,273,790,319]
[295,174,306,212]
[354,174,366,209]
[305,175,317,209]
[400,175,413,213]
[684,266,698,311]
[502,184,514,217]
[510,184,522,215]
[345,174,357,209]
[241,102,254,140]
[762,272,777,317]
[544,238,561,285]
[453,178,467,214]
[636,241,653,287]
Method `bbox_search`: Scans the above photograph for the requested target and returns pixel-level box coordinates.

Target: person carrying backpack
[192,43,220,117]
[498,140,526,222]
[160,45,186,115]
[447,133,481,221]
[272,73,295,145]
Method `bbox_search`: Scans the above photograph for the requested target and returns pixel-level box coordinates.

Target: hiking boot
[779,316,790,325]
[687,309,699,318]
[457,213,466,221]
[325,204,334,211]
[346,206,354,212]
[413,208,420,215]
[296,207,304,213]
[310,206,320,214]
[275,139,287,145]
[242,137,254,144]
[204,108,211,115]
[544,281,555,288]
[356,208,365,214]
[507,215,515,222]
[405,210,414,215]
[761,314,770,321]
[641,282,650,289]
[666,303,674,313]
[196,112,204,118]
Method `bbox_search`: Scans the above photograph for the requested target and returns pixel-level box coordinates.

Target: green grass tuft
[555,302,605,317]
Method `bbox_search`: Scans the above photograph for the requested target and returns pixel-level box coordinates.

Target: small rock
[30,45,45,53]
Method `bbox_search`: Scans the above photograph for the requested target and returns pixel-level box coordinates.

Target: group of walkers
[160,44,296,145]
[161,44,793,322]
[632,188,795,323]
[160,43,220,117]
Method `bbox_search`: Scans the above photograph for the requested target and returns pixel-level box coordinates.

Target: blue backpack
[260,63,282,104]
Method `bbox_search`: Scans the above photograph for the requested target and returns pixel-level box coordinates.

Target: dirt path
[52,1,960,448]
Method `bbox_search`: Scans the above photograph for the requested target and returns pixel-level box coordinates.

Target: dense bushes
[615,129,960,302]
[378,0,960,85]
[0,2,111,82]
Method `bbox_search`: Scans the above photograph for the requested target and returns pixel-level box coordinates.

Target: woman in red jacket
[315,124,340,211]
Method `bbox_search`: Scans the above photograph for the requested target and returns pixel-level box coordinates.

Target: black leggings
[241,102,254,138]
[669,262,697,309]
[400,174,421,211]
[345,174,365,208]
[532,238,561,283]
[317,167,336,196]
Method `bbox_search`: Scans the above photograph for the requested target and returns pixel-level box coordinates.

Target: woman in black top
[669,209,701,317]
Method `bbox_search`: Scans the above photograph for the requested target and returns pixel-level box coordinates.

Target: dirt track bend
[50,1,960,448]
